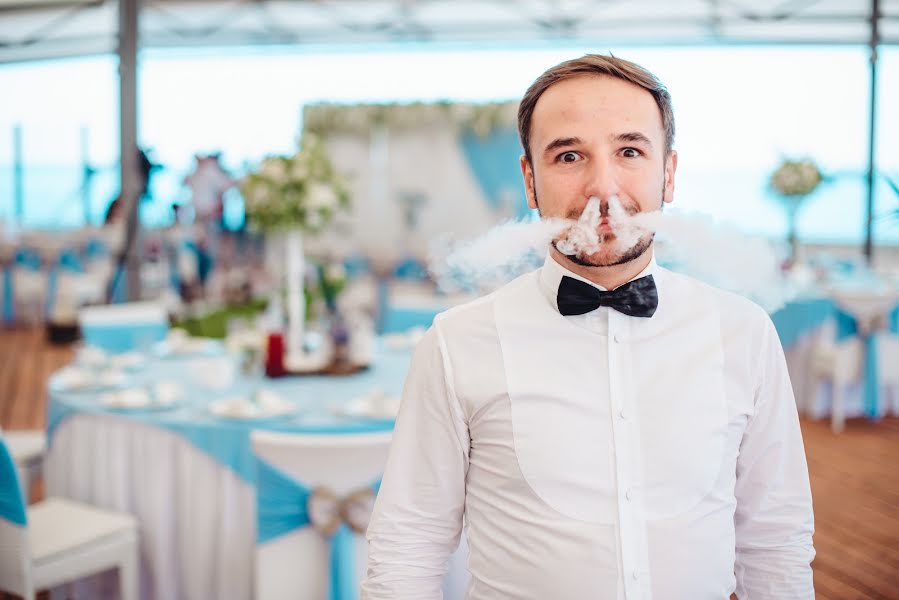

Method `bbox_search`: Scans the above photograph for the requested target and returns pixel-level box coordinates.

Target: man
[362,54,815,599]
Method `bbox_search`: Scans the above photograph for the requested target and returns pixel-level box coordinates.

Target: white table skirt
[46,414,255,600]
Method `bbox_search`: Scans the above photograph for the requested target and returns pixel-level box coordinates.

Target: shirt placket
[607,311,651,600]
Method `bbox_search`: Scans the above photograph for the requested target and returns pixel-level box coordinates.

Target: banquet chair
[0,426,46,502]
[0,435,139,600]
[78,301,169,353]
[808,333,864,433]
[251,430,393,600]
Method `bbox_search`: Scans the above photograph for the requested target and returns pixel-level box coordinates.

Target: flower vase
[284,228,306,362]
[329,308,350,366]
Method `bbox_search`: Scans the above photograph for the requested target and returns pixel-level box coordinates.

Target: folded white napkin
[338,387,400,420]
[99,381,182,409]
[101,388,151,408]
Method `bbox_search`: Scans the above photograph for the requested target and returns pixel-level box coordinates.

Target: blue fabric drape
[459,128,530,218]
[2,267,13,324]
[0,436,27,526]
[255,457,380,600]
[769,298,835,349]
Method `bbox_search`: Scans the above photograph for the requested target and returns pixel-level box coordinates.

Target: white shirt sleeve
[734,317,816,599]
[361,323,470,600]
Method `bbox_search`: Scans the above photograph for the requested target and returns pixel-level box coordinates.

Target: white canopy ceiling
[0,0,897,64]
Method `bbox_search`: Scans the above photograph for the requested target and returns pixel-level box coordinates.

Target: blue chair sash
[0,436,27,526]
[13,248,41,271]
[84,238,109,260]
[255,457,380,600]
[393,257,428,281]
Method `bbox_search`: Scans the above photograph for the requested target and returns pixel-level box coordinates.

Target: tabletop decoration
[240,133,350,365]
[769,157,823,261]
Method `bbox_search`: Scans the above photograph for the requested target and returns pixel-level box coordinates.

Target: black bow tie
[556,274,658,318]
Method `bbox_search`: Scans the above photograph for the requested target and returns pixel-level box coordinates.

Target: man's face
[520,74,678,267]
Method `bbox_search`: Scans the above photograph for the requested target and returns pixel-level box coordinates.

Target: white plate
[51,367,127,392]
[153,338,221,358]
[100,387,180,411]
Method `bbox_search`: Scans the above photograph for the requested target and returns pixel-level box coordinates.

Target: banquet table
[44,344,412,600]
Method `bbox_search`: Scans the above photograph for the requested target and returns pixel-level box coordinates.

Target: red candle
[265,332,286,377]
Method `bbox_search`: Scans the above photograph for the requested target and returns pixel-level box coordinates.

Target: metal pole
[13,124,23,225]
[863,0,880,263]
[80,125,92,225]
[119,0,140,300]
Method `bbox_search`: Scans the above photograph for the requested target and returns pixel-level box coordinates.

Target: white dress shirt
[362,252,815,600]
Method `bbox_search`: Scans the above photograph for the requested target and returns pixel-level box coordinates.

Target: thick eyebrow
[614,131,653,148]
[542,136,582,156]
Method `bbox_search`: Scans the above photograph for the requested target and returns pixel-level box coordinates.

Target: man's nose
[583,156,619,201]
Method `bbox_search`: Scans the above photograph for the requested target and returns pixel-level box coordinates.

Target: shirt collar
[538,248,658,311]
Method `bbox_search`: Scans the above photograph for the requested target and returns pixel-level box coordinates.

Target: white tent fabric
[0,0,897,64]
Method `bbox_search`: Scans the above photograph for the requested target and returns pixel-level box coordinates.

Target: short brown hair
[518,54,675,163]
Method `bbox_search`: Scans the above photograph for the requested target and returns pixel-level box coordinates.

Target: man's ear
[520,155,538,210]
[663,150,678,204]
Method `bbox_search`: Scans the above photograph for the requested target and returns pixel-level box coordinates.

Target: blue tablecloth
[47,348,411,485]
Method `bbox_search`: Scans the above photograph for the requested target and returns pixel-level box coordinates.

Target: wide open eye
[558,151,581,163]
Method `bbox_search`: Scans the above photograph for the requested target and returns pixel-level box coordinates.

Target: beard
[556,232,655,267]
[538,189,663,268]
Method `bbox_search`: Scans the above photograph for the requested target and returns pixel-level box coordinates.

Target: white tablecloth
[46,414,255,600]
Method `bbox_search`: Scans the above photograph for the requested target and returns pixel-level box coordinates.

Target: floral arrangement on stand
[769,157,824,262]
[302,101,519,138]
[238,133,351,369]
[239,133,350,233]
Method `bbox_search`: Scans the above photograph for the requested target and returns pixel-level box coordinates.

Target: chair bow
[307,486,376,537]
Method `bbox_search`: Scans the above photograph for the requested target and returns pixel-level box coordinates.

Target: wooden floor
[1,326,898,599]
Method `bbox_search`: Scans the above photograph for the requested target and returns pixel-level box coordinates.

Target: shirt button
[619,408,628,420]
[625,489,634,501]
[613,334,622,343]
[632,570,640,580]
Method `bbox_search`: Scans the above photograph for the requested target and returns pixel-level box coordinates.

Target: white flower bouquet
[239,134,350,233]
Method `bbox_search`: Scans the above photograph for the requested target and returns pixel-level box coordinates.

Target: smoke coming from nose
[429,198,794,312]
